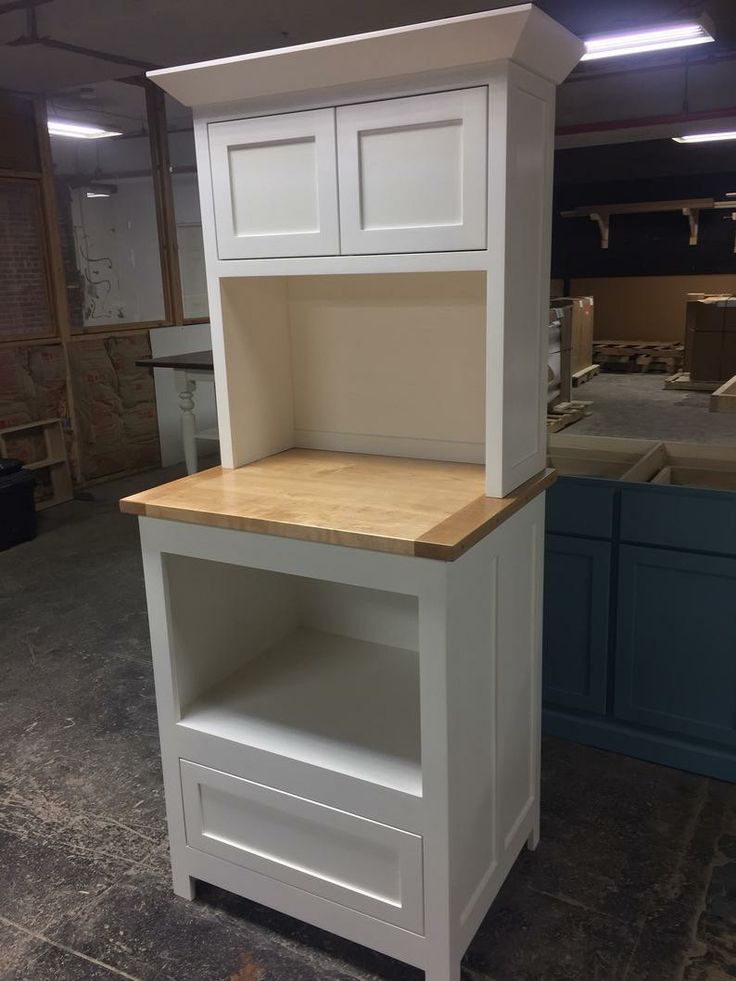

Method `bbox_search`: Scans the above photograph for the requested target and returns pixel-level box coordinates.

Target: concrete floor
[566,371,736,444]
[1,459,735,980]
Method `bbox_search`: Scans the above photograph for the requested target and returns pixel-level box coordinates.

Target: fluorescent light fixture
[47,119,122,139]
[582,21,714,61]
[673,131,736,144]
[86,191,110,198]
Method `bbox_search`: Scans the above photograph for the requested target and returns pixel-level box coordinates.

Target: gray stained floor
[567,370,736,444]
[2,458,736,980]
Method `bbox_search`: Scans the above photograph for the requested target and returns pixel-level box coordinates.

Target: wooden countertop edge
[414,468,556,560]
[119,497,418,556]
[120,467,555,561]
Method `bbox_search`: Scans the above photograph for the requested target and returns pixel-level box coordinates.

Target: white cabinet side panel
[219,277,295,466]
[495,496,544,850]
[486,67,555,496]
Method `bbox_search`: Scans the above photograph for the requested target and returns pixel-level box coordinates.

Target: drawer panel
[620,484,736,556]
[545,476,617,539]
[180,760,424,933]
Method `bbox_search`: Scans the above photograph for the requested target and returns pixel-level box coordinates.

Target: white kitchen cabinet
[337,88,488,255]
[208,109,339,259]
[138,8,583,980]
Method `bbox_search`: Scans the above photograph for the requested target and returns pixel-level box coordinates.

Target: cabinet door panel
[208,109,339,259]
[542,535,611,714]
[336,88,487,255]
[615,545,736,747]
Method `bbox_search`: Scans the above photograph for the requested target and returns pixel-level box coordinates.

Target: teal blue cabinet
[543,474,736,782]
[543,535,610,714]
[615,545,736,749]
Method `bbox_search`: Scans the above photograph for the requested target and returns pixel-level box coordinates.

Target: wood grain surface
[120,449,553,560]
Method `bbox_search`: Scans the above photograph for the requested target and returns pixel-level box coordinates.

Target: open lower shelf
[179,626,421,796]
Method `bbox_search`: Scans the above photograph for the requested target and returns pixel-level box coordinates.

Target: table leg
[174,370,198,475]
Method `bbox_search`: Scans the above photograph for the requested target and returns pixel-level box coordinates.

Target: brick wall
[0,179,53,340]
[71,333,161,480]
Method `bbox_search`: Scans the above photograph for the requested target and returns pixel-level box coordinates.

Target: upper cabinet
[208,89,488,260]
[209,109,339,259]
[336,88,487,255]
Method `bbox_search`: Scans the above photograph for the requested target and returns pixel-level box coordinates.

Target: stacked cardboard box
[551,296,594,374]
[548,305,572,406]
[685,295,736,382]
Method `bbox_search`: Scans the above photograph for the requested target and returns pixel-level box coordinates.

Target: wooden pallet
[0,418,73,509]
[572,364,600,387]
[710,374,736,413]
[594,340,684,374]
[547,400,592,433]
[664,372,720,393]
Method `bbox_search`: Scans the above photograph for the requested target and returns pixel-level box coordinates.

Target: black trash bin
[0,458,37,551]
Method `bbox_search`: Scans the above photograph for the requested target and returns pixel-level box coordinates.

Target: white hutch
[121,8,582,980]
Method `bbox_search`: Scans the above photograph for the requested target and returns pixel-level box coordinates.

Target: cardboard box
[552,296,594,373]
[686,297,736,380]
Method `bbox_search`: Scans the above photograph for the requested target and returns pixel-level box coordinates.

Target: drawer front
[545,476,617,539]
[181,761,424,933]
[208,109,339,259]
[336,88,487,255]
[620,484,736,556]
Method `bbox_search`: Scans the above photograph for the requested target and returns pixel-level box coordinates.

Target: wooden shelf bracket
[682,207,699,246]
[590,212,609,249]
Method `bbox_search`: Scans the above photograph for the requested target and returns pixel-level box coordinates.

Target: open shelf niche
[164,553,422,796]
[215,270,487,472]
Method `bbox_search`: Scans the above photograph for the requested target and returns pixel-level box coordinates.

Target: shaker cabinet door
[542,534,611,714]
[208,109,340,259]
[614,545,736,748]
[336,88,488,255]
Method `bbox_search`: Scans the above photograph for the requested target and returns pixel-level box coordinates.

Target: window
[47,80,166,330]
[166,96,208,320]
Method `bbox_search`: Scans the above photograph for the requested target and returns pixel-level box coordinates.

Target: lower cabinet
[180,760,424,932]
[543,535,610,715]
[543,482,736,782]
[614,545,736,751]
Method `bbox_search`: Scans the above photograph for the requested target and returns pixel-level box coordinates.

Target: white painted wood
[148,6,583,107]
[287,272,485,462]
[485,65,557,496]
[180,628,421,796]
[136,489,546,979]
[180,761,424,932]
[337,88,487,255]
[208,109,339,259]
[218,277,295,467]
[139,7,579,977]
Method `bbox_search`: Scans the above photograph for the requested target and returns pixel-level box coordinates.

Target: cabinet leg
[527,821,540,852]
[424,957,461,981]
[172,870,196,901]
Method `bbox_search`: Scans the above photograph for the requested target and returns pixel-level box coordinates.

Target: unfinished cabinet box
[124,9,583,981]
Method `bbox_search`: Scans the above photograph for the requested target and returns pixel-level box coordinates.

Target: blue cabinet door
[615,545,736,750]
[543,534,611,714]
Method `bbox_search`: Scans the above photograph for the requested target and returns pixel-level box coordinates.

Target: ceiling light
[581,21,714,61]
[47,119,122,139]
[86,191,110,198]
[673,131,736,144]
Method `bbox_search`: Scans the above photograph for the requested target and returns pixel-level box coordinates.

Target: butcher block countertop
[120,448,554,561]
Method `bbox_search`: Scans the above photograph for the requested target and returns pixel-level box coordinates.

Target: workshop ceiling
[1,0,735,144]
